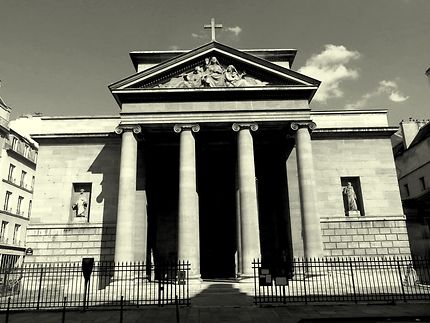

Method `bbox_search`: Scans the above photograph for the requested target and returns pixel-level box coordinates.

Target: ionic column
[114,125,142,264]
[174,124,200,278]
[291,121,323,259]
[232,123,261,277]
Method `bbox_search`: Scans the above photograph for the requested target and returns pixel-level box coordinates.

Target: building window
[8,164,15,182]
[12,224,20,245]
[0,221,8,242]
[20,170,27,187]
[419,177,426,191]
[4,191,12,211]
[24,145,29,158]
[17,196,24,215]
[404,184,410,197]
[341,177,365,216]
[11,137,18,150]
[28,200,32,218]
[31,176,35,190]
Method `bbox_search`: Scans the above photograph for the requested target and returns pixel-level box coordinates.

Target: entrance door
[198,136,236,279]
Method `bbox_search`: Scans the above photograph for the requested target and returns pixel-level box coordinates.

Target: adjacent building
[0,96,38,269]
[393,119,430,258]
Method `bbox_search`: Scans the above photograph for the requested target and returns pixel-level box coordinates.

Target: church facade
[21,42,410,279]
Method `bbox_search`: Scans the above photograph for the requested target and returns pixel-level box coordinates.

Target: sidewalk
[2,303,430,323]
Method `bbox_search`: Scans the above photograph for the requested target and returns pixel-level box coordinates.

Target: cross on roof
[204,18,223,41]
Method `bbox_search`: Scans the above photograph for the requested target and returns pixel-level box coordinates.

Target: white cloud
[227,26,242,37]
[191,32,207,39]
[346,80,409,108]
[298,44,360,103]
[389,91,409,102]
[169,45,179,50]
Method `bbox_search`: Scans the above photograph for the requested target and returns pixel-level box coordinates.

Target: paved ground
[1,303,430,323]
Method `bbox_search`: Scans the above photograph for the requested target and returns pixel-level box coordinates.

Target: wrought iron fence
[0,261,190,310]
[253,257,430,304]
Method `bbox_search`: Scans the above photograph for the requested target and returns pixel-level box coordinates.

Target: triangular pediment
[109,42,320,103]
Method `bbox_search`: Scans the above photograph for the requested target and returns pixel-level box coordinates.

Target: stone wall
[30,138,121,225]
[312,137,404,218]
[321,217,411,257]
[25,223,116,263]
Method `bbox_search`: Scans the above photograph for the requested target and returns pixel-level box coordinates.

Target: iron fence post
[349,260,357,304]
[120,295,124,323]
[302,259,307,304]
[137,262,140,308]
[5,297,11,323]
[62,296,67,323]
[397,259,407,303]
[253,259,257,305]
[36,267,44,310]
[175,294,180,323]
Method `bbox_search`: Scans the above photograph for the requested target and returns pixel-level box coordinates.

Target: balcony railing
[0,236,23,247]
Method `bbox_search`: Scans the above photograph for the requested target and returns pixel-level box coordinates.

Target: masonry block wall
[321,219,410,257]
[25,224,116,263]
[25,137,121,263]
[312,137,411,257]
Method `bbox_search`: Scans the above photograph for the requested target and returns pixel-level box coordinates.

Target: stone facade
[12,42,411,278]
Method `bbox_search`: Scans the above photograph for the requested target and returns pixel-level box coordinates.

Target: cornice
[312,127,398,138]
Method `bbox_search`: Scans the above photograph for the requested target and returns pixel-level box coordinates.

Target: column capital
[115,124,142,135]
[174,124,200,133]
[232,123,258,132]
[290,121,316,132]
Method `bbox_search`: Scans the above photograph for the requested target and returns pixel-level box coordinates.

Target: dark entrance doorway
[197,131,236,279]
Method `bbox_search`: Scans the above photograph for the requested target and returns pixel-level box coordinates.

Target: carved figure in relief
[342,182,358,211]
[202,57,225,87]
[157,56,268,88]
[72,189,88,217]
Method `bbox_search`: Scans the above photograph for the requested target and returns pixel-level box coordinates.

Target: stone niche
[70,182,92,222]
[341,177,364,217]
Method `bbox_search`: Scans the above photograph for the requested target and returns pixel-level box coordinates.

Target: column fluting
[232,122,261,277]
[174,124,200,278]
[114,125,141,263]
[291,121,323,259]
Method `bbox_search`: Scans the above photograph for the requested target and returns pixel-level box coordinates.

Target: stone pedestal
[291,122,323,259]
[174,124,200,279]
[114,125,141,264]
[233,123,261,277]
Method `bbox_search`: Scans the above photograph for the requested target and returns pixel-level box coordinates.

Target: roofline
[110,42,319,91]
[311,109,388,114]
[39,115,120,120]
[129,47,298,70]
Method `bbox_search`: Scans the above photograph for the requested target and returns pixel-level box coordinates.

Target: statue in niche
[342,182,358,212]
[157,56,268,88]
[72,189,88,217]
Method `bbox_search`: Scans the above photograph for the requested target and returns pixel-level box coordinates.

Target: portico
[112,118,323,279]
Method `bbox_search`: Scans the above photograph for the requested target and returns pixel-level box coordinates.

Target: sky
[0,0,429,125]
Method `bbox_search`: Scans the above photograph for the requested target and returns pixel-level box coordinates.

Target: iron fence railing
[0,261,190,310]
[253,257,430,304]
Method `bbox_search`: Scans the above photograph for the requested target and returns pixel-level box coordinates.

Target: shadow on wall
[87,139,121,288]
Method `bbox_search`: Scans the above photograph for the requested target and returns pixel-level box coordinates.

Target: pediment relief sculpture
[157,57,269,89]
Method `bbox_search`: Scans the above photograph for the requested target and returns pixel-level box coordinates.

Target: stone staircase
[190,279,255,307]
